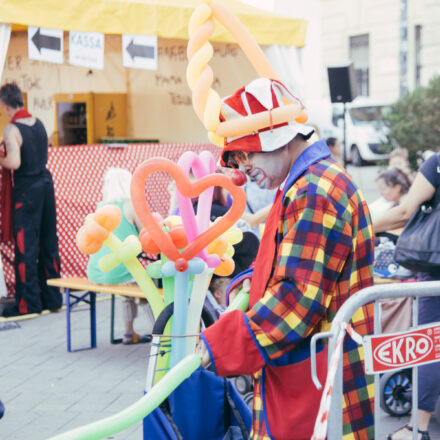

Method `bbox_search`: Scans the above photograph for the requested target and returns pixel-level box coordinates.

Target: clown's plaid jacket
[203,140,375,439]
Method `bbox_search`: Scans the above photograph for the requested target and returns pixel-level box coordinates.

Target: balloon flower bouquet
[49,151,248,440]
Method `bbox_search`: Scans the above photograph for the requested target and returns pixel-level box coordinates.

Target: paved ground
[1,296,439,439]
[1,164,439,440]
[346,163,383,204]
[0,297,151,440]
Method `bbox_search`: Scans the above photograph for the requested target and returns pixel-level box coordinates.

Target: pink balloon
[177,151,220,268]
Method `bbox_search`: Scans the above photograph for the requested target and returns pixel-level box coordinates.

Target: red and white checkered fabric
[0,143,220,296]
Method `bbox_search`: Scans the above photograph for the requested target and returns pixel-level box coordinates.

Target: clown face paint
[242,150,290,190]
[247,167,268,188]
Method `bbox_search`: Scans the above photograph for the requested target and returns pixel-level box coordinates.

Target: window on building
[349,34,369,96]
[415,25,422,88]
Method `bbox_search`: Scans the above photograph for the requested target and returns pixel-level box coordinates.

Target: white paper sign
[122,34,157,70]
[69,31,104,70]
[28,26,63,64]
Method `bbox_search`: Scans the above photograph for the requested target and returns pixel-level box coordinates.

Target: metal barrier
[310,280,440,440]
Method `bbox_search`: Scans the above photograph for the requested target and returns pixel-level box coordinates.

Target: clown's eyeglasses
[227,151,254,169]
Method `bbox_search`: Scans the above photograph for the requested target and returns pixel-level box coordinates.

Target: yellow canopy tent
[3,0,307,47]
[0,1,308,143]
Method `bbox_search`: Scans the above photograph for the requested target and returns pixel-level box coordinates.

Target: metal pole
[324,281,440,440]
[343,101,348,168]
[399,0,408,97]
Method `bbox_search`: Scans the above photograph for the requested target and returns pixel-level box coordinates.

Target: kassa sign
[364,322,440,374]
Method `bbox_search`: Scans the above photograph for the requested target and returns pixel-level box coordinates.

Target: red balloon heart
[131,157,246,265]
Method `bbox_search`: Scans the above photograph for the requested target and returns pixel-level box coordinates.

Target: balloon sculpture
[186,0,308,147]
[56,150,246,440]
[48,0,303,438]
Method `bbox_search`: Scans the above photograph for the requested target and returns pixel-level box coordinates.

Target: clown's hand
[195,340,210,367]
[229,278,251,304]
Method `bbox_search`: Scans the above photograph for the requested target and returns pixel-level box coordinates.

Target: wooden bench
[47,277,148,352]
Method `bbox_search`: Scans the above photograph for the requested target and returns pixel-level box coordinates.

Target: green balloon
[146,260,163,278]
[47,355,201,440]
[225,289,249,312]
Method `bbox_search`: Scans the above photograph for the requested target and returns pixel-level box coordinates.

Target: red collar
[11,108,32,122]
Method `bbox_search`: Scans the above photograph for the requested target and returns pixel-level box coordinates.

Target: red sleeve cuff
[202,309,265,376]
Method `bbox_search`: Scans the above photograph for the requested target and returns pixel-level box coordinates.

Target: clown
[197,78,375,440]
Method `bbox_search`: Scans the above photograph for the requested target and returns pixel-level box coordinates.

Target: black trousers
[417,295,440,412]
[13,173,62,314]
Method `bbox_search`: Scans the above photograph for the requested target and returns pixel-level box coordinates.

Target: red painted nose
[231,170,247,186]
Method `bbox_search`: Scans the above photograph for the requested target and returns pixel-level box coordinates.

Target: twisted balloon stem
[186,0,309,148]
[186,1,224,147]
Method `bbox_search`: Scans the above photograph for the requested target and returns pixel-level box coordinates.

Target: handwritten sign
[69,31,104,70]
[364,322,440,374]
[28,27,63,64]
[122,34,157,70]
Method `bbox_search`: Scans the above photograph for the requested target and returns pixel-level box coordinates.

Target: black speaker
[327,63,357,103]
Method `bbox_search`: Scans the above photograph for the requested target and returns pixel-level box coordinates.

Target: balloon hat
[186,0,309,149]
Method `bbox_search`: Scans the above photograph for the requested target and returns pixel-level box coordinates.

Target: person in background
[376,167,411,207]
[326,136,343,165]
[197,78,375,439]
[388,147,413,178]
[0,82,62,317]
[204,276,229,319]
[369,165,412,222]
[87,168,152,344]
[240,180,277,237]
[374,152,440,440]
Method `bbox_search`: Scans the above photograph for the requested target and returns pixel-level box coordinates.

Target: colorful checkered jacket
[202,140,375,439]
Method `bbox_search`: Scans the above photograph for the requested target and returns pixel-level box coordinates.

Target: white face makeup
[241,150,290,190]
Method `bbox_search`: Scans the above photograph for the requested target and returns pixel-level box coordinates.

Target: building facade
[320,0,440,103]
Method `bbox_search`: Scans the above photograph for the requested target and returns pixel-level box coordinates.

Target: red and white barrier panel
[364,322,440,374]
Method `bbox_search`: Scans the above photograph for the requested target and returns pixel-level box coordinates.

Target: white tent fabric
[264,45,305,103]
[0,23,11,81]
[0,23,10,298]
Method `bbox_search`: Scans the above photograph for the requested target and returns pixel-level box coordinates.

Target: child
[87,168,152,344]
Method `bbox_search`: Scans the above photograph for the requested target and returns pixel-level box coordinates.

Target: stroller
[380,369,440,424]
[142,300,252,440]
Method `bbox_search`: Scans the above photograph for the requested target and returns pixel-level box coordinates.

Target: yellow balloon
[226,228,243,245]
[225,244,235,257]
[208,236,228,257]
[186,42,214,90]
[188,4,212,37]
[208,130,224,147]
[203,89,221,131]
[165,215,183,227]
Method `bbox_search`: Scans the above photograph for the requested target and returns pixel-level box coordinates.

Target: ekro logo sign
[373,333,433,367]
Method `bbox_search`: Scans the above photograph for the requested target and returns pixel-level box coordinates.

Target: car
[332,97,390,166]
[306,97,390,166]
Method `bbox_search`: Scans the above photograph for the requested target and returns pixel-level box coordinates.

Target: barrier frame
[311,280,440,440]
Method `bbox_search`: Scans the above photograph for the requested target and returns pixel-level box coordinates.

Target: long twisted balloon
[186,0,308,148]
[186,2,223,146]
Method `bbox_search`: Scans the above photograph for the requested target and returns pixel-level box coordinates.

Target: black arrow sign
[31,28,61,53]
[126,39,155,61]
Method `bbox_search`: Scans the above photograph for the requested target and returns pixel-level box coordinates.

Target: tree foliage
[384,75,440,162]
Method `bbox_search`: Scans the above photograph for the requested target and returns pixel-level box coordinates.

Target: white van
[307,97,390,166]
